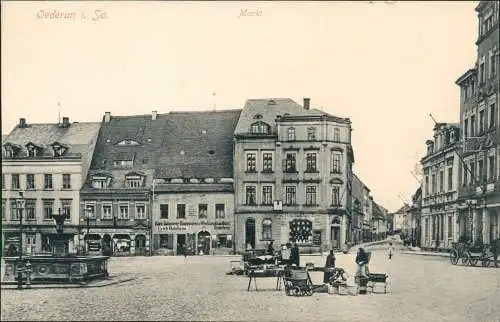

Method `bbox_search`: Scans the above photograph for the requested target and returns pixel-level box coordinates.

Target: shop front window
[289,219,313,244]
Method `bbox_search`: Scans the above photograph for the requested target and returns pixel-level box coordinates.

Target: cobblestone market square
[2,250,499,322]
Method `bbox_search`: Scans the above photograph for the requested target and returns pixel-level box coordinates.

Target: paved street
[1,249,499,322]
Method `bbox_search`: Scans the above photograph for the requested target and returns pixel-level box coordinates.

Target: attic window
[253,114,263,119]
[117,139,140,146]
[106,139,111,144]
[125,174,144,188]
[4,147,14,158]
[147,138,152,143]
[180,150,185,155]
[201,130,207,134]
[26,144,39,157]
[92,176,111,189]
[52,144,67,157]
[113,160,133,167]
[208,150,215,155]
[250,121,270,134]
[268,100,276,105]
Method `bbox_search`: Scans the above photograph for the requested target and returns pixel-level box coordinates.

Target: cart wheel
[306,288,314,296]
[450,251,459,265]
[461,253,470,266]
[481,258,490,267]
[470,257,478,266]
[293,286,301,296]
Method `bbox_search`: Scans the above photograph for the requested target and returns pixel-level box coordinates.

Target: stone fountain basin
[1,255,110,284]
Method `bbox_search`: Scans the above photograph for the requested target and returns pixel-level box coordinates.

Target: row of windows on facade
[422,215,455,241]
[158,203,225,219]
[462,52,499,102]
[463,101,496,139]
[250,122,343,143]
[426,129,459,154]
[479,4,499,38]
[2,199,73,221]
[3,174,72,190]
[3,143,68,158]
[245,151,343,173]
[423,155,496,196]
[244,185,342,206]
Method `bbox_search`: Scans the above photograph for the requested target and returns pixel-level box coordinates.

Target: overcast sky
[1,1,478,212]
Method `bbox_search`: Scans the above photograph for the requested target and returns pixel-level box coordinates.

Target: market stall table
[247,266,285,291]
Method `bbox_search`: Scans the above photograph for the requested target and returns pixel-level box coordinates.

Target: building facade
[233,98,354,253]
[79,112,168,256]
[351,174,371,244]
[2,117,100,256]
[420,123,461,251]
[455,1,500,245]
[151,110,240,256]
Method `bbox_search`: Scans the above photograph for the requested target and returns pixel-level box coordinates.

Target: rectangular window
[479,110,485,133]
[425,175,429,196]
[448,216,453,238]
[246,186,256,205]
[126,178,142,188]
[305,186,317,205]
[262,219,272,240]
[470,115,476,137]
[26,174,35,190]
[332,153,342,173]
[2,199,5,219]
[307,128,316,141]
[490,103,496,129]
[198,204,208,219]
[215,204,225,219]
[44,174,53,190]
[25,199,36,220]
[159,234,173,249]
[491,51,497,76]
[464,119,469,138]
[262,153,273,172]
[11,200,19,220]
[11,174,20,190]
[92,179,107,189]
[480,62,485,83]
[62,174,71,189]
[246,153,256,172]
[332,186,341,206]
[478,160,484,182]
[160,204,169,219]
[288,128,295,141]
[431,174,436,194]
[102,204,112,219]
[262,186,273,205]
[135,204,146,219]
[489,155,495,180]
[61,199,72,219]
[333,128,340,142]
[463,164,469,187]
[119,203,129,219]
[177,204,186,219]
[285,186,296,205]
[470,162,476,185]
[43,200,54,220]
[306,153,317,172]
[447,167,453,191]
[85,204,96,218]
[285,153,296,173]
[439,170,444,193]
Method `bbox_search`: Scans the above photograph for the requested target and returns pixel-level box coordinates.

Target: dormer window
[450,130,456,142]
[51,142,68,157]
[26,143,42,157]
[116,139,140,146]
[113,160,133,168]
[92,175,111,189]
[3,143,21,158]
[125,173,144,188]
[4,147,13,158]
[253,114,263,119]
[250,121,270,134]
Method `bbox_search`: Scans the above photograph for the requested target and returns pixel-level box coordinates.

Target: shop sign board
[154,220,231,232]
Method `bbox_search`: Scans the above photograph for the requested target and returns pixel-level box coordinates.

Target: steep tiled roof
[372,201,386,220]
[3,122,100,157]
[234,98,328,135]
[155,109,242,179]
[2,135,8,145]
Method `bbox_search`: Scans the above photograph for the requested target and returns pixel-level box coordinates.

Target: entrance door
[331,227,340,249]
[177,234,186,255]
[135,235,147,256]
[197,231,211,255]
[245,218,256,249]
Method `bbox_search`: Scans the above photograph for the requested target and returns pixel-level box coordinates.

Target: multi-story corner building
[455,1,500,245]
[420,123,461,251]
[351,173,370,244]
[2,117,100,255]
[151,110,240,256]
[80,111,170,256]
[233,98,354,253]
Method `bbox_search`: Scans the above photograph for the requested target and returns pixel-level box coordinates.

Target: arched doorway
[245,218,256,250]
[134,234,147,256]
[197,231,211,255]
[113,234,131,255]
[102,234,112,256]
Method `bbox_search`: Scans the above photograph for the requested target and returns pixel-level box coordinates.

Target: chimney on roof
[152,111,157,120]
[62,117,70,127]
[19,118,27,128]
[303,98,310,110]
[104,112,111,123]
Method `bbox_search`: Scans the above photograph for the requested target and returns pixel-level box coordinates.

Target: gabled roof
[234,98,343,135]
[155,109,242,179]
[3,122,100,157]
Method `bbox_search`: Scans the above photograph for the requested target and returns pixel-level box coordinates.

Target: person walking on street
[355,248,369,277]
[388,242,394,260]
[290,242,300,266]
